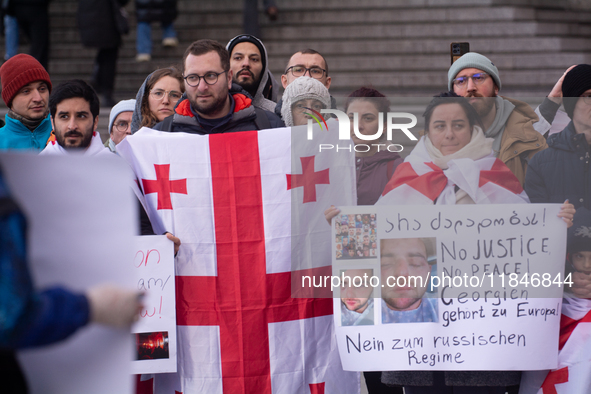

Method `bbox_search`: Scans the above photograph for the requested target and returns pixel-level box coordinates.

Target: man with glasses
[448,52,547,185]
[226,34,279,113]
[105,99,135,153]
[275,49,336,119]
[154,39,283,134]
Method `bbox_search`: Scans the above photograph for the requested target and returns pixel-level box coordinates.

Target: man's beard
[189,92,229,118]
[56,129,93,150]
[466,94,496,119]
[235,69,260,97]
[383,296,422,311]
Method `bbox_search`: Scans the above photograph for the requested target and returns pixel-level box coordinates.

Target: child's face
[572,251,591,274]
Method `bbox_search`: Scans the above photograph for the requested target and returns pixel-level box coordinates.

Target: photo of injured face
[340,268,375,326]
[380,237,438,324]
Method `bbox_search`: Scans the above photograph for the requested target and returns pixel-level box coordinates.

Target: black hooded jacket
[525,121,591,209]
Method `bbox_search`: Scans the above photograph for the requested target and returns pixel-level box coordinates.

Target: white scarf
[378,127,529,206]
[40,132,112,157]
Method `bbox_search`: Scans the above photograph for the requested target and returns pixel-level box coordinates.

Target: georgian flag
[377,137,529,206]
[117,122,359,394]
[519,298,591,394]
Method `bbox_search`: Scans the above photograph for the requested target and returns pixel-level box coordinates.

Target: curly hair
[140,67,184,129]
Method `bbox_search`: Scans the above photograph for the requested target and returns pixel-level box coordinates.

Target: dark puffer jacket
[135,0,177,25]
[153,91,284,135]
[525,121,591,209]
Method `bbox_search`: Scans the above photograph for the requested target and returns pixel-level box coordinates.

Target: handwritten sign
[331,204,566,371]
[131,235,177,374]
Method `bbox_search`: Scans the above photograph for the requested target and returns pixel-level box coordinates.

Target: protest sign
[328,204,566,371]
[0,153,136,394]
[131,235,177,374]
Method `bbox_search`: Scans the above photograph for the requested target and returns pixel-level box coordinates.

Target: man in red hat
[0,53,52,151]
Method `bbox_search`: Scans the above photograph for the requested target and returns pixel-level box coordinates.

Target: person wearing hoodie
[153,39,283,134]
[130,66,184,133]
[226,34,278,113]
[448,52,547,186]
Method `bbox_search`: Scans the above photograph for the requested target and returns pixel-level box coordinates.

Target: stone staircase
[2,0,591,136]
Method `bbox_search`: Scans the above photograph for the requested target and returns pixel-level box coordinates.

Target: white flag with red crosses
[117,123,358,394]
[520,297,591,394]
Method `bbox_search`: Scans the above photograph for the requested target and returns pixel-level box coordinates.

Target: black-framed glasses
[114,120,130,133]
[285,66,326,79]
[452,72,489,89]
[183,71,226,87]
[150,89,183,101]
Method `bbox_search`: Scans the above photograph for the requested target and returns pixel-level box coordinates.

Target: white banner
[0,153,136,394]
[330,204,566,371]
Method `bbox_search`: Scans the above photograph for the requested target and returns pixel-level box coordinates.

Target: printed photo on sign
[380,237,438,324]
[135,331,170,360]
[336,213,378,260]
[340,268,375,326]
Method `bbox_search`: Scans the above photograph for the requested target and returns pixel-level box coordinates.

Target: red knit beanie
[0,54,52,107]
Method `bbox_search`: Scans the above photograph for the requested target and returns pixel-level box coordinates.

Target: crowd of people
[0,31,589,394]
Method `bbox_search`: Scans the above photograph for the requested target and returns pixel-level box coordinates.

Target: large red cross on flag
[118,123,358,393]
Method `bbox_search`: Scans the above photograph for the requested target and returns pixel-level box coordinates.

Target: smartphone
[450,42,470,64]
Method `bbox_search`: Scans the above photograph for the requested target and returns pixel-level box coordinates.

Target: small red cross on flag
[142,164,187,210]
[541,367,568,394]
[287,155,330,203]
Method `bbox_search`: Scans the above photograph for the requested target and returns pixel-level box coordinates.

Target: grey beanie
[109,99,136,134]
[281,76,331,127]
[448,52,501,91]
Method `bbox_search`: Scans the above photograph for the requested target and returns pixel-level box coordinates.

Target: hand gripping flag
[519,298,591,394]
[117,122,359,394]
[378,137,529,206]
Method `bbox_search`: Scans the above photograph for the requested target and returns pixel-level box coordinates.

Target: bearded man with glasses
[153,39,283,134]
[448,52,547,186]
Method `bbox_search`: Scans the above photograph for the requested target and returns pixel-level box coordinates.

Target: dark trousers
[242,0,276,37]
[92,46,119,99]
[11,4,50,69]
[403,372,507,394]
[364,371,403,394]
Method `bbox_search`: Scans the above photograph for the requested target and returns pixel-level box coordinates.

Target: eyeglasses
[183,71,226,87]
[452,72,489,89]
[292,102,325,114]
[580,94,591,105]
[285,66,327,80]
[150,89,183,101]
[114,120,130,132]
